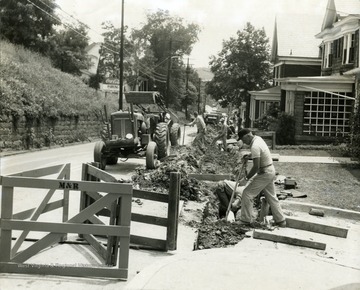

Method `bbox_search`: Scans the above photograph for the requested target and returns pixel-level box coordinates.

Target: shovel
[225,160,247,222]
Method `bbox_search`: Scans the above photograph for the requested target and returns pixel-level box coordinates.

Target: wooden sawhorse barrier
[0,163,132,279]
[81,163,181,253]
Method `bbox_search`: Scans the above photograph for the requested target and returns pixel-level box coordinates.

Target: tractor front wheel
[146,141,158,169]
[170,123,181,146]
[94,141,107,170]
[154,122,170,159]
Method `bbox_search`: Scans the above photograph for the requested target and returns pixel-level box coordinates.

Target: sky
[55,0,329,67]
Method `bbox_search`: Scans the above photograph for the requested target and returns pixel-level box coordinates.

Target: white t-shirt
[250,136,272,167]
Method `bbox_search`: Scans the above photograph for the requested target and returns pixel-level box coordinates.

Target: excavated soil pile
[132,126,251,249]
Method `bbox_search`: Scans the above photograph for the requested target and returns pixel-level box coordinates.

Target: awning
[296,85,355,101]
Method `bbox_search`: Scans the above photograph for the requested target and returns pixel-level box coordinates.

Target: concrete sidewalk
[278,155,356,164]
[126,206,360,290]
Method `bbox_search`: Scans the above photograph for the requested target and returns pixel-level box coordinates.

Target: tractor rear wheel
[146,141,158,169]
[94,141,107,170]
[170,123,181,146]
[154,122,170,159]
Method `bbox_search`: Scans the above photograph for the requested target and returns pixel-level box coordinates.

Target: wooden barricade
[81,163,180,252]
[0,164,132,280]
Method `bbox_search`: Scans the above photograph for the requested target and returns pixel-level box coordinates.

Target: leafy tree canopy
[0,0,59,54]
[206,22,271,108]
[48,23,90,75]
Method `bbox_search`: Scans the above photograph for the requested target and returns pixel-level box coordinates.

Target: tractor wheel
[146,141,158,169]
[170,123,181,146]
[154,122,170,159]
[94,141,107,170]
[107,156,118,165]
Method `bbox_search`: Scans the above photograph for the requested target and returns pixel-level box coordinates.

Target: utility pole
[165,38,172,107]
[185,57,190,119]
[118,0,125,111]
[198,78,201,113]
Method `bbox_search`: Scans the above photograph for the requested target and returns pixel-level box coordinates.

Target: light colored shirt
[189,115,206,132]
[250,136,272,167]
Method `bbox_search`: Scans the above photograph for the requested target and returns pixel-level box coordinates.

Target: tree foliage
[48,23,90,75]
[206,22,271,108]
[131,10,201,106]
[0,0,59,54]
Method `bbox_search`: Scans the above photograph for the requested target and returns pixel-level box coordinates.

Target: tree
[0,0,59,54]
[48,23,90,75]
[131,10,201,105]
[206,22,271,108]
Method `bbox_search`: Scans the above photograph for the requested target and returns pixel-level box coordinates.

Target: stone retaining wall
[0,114,102,150]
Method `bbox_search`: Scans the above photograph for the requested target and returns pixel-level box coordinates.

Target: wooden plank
[9,164,70,178]
[11,186,58,256]
[253,230,326,250]
[166,172,180,251]
[118,195,132,271]
[87,164,118,183]
[286,217,348,238]
[12,193,119,263]
[0,262,128,280]
[1,176,132,195]
[130,235,167,250]
[131,213,168,227]
[133,189,168,203]
[2,220,130,237]
[82,234,108,262]
[0,186,14,262]
[12,200,63,220]
[188,173,231,181]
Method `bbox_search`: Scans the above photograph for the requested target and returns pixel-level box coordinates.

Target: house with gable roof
[248,13,322,128]
[277,0,358,143]
[249,0,359,144]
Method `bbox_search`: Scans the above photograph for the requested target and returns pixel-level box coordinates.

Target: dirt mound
[131,126,249,250]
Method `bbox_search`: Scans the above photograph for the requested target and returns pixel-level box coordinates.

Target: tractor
[93,91,181,170]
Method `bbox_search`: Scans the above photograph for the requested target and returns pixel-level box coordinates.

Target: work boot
[275,220,287,228]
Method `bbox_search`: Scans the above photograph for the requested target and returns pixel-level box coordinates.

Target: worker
[232,128,286,227]
[212,117,228,151]
[186,111,206,150]
[215,179,244,218]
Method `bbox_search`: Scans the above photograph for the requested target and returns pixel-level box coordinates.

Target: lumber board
[131,213,168,227]
[0,262,128,279]
[130,235,167,250]
[188,173,232,181]
[286,217,348,238]
[253,230,326,250]
[133,189,168,203]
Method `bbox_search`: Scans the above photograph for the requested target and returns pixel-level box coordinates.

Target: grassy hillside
[0,40,117,119]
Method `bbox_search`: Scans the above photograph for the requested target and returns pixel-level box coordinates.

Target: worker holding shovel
[185,111,206,150]
[233,128,286,227]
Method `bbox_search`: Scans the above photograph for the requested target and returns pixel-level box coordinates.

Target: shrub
[275,113,296,145]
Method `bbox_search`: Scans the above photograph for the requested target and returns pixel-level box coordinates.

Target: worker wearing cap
[212,117,228,151]
[232,128,286,227]
[186,111,206,150]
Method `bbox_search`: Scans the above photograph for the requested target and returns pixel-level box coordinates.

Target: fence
[81,163,181,251]
[0,163,132,279]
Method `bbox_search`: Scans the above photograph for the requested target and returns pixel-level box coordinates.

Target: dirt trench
[131,126,252,250]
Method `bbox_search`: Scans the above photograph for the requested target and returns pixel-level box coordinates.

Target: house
[250,0,360,144]
[277,0,359,143]
[81,42,101,78]
[249,13,323,127]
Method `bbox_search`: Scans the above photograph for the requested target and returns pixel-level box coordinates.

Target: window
[303,91,354,137]
[343,33,355,64]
